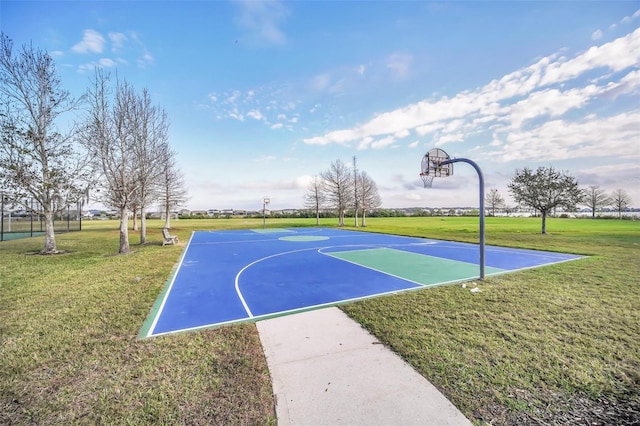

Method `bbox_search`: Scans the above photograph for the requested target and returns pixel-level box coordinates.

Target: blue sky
[2,1,639,211]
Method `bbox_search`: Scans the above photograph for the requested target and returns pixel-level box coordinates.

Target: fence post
[30,198,34,237]
[1,193,4,242]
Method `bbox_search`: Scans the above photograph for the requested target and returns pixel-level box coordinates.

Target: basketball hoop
[420,148,453,189]
[420,173,434,188]
[419,147,487,279]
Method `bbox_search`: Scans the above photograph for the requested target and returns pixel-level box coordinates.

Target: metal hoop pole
[262,197,270,229]
[441,158,485,279]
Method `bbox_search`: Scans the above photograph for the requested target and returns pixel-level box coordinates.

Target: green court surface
[327,247,504,286]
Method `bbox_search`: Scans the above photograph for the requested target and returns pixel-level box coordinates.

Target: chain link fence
[0,198,82,242]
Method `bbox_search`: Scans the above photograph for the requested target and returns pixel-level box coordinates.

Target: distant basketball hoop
[262,197,270,229]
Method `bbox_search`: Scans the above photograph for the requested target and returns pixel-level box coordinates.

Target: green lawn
[1,216,639,425]
[342,217,640,424]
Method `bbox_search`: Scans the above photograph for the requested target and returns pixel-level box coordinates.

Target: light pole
[262,197,270,229]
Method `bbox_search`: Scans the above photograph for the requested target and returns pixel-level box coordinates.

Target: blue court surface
[140,228,583,338]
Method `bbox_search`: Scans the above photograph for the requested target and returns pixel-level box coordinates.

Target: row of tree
[304,157,382,227]
[0,33,187,254]
[82,69,187,253]
[486,166,633,233]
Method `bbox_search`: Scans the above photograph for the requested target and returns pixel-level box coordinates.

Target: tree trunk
[315,206,319,225]
[119,208,130,253]
[140,207,147,244]
[361,209,367,227]
[541,210,547,234]
[132,210,138,231]
[41,211,58,254]
[164,203,171,229]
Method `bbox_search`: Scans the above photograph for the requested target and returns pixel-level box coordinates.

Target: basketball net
[420,173,434,188]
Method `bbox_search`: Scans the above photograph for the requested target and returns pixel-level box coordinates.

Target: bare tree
[303,175,325,225]
[158,145,188,229]
[0,34,89,254]
[131,88,169,244]
[485,188,505,216]
[583,185,610,219]
[609,188,632,219]
[508,166,583,234]
[81,69,139,254]
[320,159,353,227]
[358,171,382,227]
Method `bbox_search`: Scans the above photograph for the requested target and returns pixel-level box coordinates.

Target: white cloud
[386,52,413,78]
[247,109,265,120]
[494,111,640,162]
[98,58,117,67]
[137,52,154,68]
[229,108,244,121]
[371,136,397,149]
[394,129,410,139]
[235,0,289,45]
[357,136,374,150]
[539,27,640,86]
[295,175,313,188]
[592,30,603,41]
[506,85,598,128]
[72,29,105,54]
[303,28,640,150]
[108,32,127,52]
[227,90,242,104]
[271,123,283,129]
[311,73,332,92]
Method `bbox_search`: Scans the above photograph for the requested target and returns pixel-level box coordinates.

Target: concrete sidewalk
[257,307,472,426]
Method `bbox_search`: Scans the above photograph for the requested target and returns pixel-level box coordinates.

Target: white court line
[145,231,196,338]
[234,242,439,318]
[148,233,584,337]
[234,246,325,318]
[150,271,473,338]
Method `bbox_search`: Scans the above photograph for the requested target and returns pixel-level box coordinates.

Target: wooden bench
[162,228,179,246]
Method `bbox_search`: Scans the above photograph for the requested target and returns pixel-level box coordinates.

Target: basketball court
[140,228,583,338]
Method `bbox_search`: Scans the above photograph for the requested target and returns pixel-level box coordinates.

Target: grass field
[1,216,639,425]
